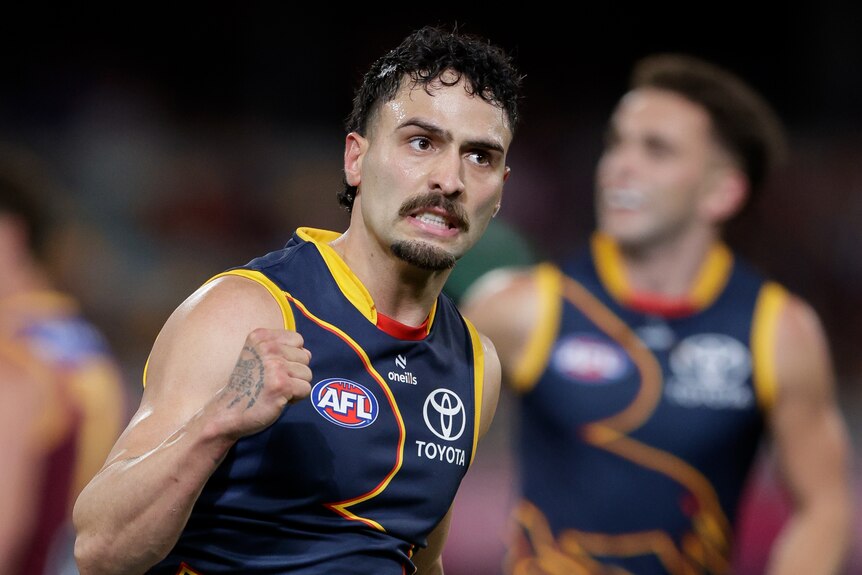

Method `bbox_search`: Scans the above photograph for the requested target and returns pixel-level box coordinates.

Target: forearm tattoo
[226,345,265,409]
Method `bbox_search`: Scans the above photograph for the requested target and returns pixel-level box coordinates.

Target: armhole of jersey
[750,281,788,413]
[462,316,484,467]
[511,263,563,393]
[142,269,296,389]
[209,270,297,330]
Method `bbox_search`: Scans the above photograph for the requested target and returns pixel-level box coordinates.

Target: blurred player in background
[462,53,853,574]
[0,143,128,574]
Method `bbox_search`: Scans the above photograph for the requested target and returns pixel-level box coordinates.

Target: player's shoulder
[459,263,555,348]
[158,272,286,350]
[777,288,826,342]
[461,262,550,310]
[192,273,282,319]
[751,276,830,376]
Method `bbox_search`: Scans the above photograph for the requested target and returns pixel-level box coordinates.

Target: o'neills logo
[388,354,418,385]
[388,371,417,385]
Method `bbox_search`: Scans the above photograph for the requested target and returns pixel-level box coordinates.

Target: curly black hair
[338,25,523,212]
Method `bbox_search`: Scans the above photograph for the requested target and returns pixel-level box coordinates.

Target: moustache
[398,194,470,232]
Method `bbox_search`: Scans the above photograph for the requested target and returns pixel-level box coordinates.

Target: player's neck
[619,231,720,298]
[370,268,446,326]
[329,228,446,327]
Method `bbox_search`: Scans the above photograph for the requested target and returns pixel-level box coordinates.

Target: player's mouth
[400,195,469,235]
[414,211,456,229]
[604,187,645,210]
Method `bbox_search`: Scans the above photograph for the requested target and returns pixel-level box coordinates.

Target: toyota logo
[423,388,465,441]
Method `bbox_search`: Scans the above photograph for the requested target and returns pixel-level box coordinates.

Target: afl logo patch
[423,389,466,441]
[312,378,379,428]
[552,334,630,383]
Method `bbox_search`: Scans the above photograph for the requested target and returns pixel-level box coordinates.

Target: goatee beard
[391,240,456,271]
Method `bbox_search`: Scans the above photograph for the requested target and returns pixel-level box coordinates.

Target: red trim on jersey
[625,292,697,318]
[376,313,428,340]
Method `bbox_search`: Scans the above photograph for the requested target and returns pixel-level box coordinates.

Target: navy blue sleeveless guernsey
[147,228,485,575]
[507,233,789,575]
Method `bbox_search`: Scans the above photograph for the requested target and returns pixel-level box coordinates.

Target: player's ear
[344,132,367,187]
[704,166,748,223]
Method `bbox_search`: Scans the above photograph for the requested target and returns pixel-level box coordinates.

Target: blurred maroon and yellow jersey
[0,291,128,574]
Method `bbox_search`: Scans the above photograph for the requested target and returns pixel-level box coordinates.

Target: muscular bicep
[769,295,852,507]
[101,275,286,468]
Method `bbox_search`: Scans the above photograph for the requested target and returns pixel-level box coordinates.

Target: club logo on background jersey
[665,333,753,409]
[312,378,379,428]
[551,334,631,384]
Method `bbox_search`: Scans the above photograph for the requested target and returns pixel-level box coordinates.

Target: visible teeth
[416,213,449,227]
[606,188,644,209]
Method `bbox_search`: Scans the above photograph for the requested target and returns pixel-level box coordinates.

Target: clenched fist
[217,327,313,439]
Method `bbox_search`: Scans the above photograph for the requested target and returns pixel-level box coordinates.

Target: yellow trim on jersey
[143,269,297,388]
[592,232,733,310]
[208,269,296,331]
[750,282,787,412]
[298,227,379,324]
[298,227,439,334]
[462,316,484,466]
[286,292,405,533]
[142,355,150,389]
[591,232,627,303]
[689,243,733,308]
[511,263,563,393]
